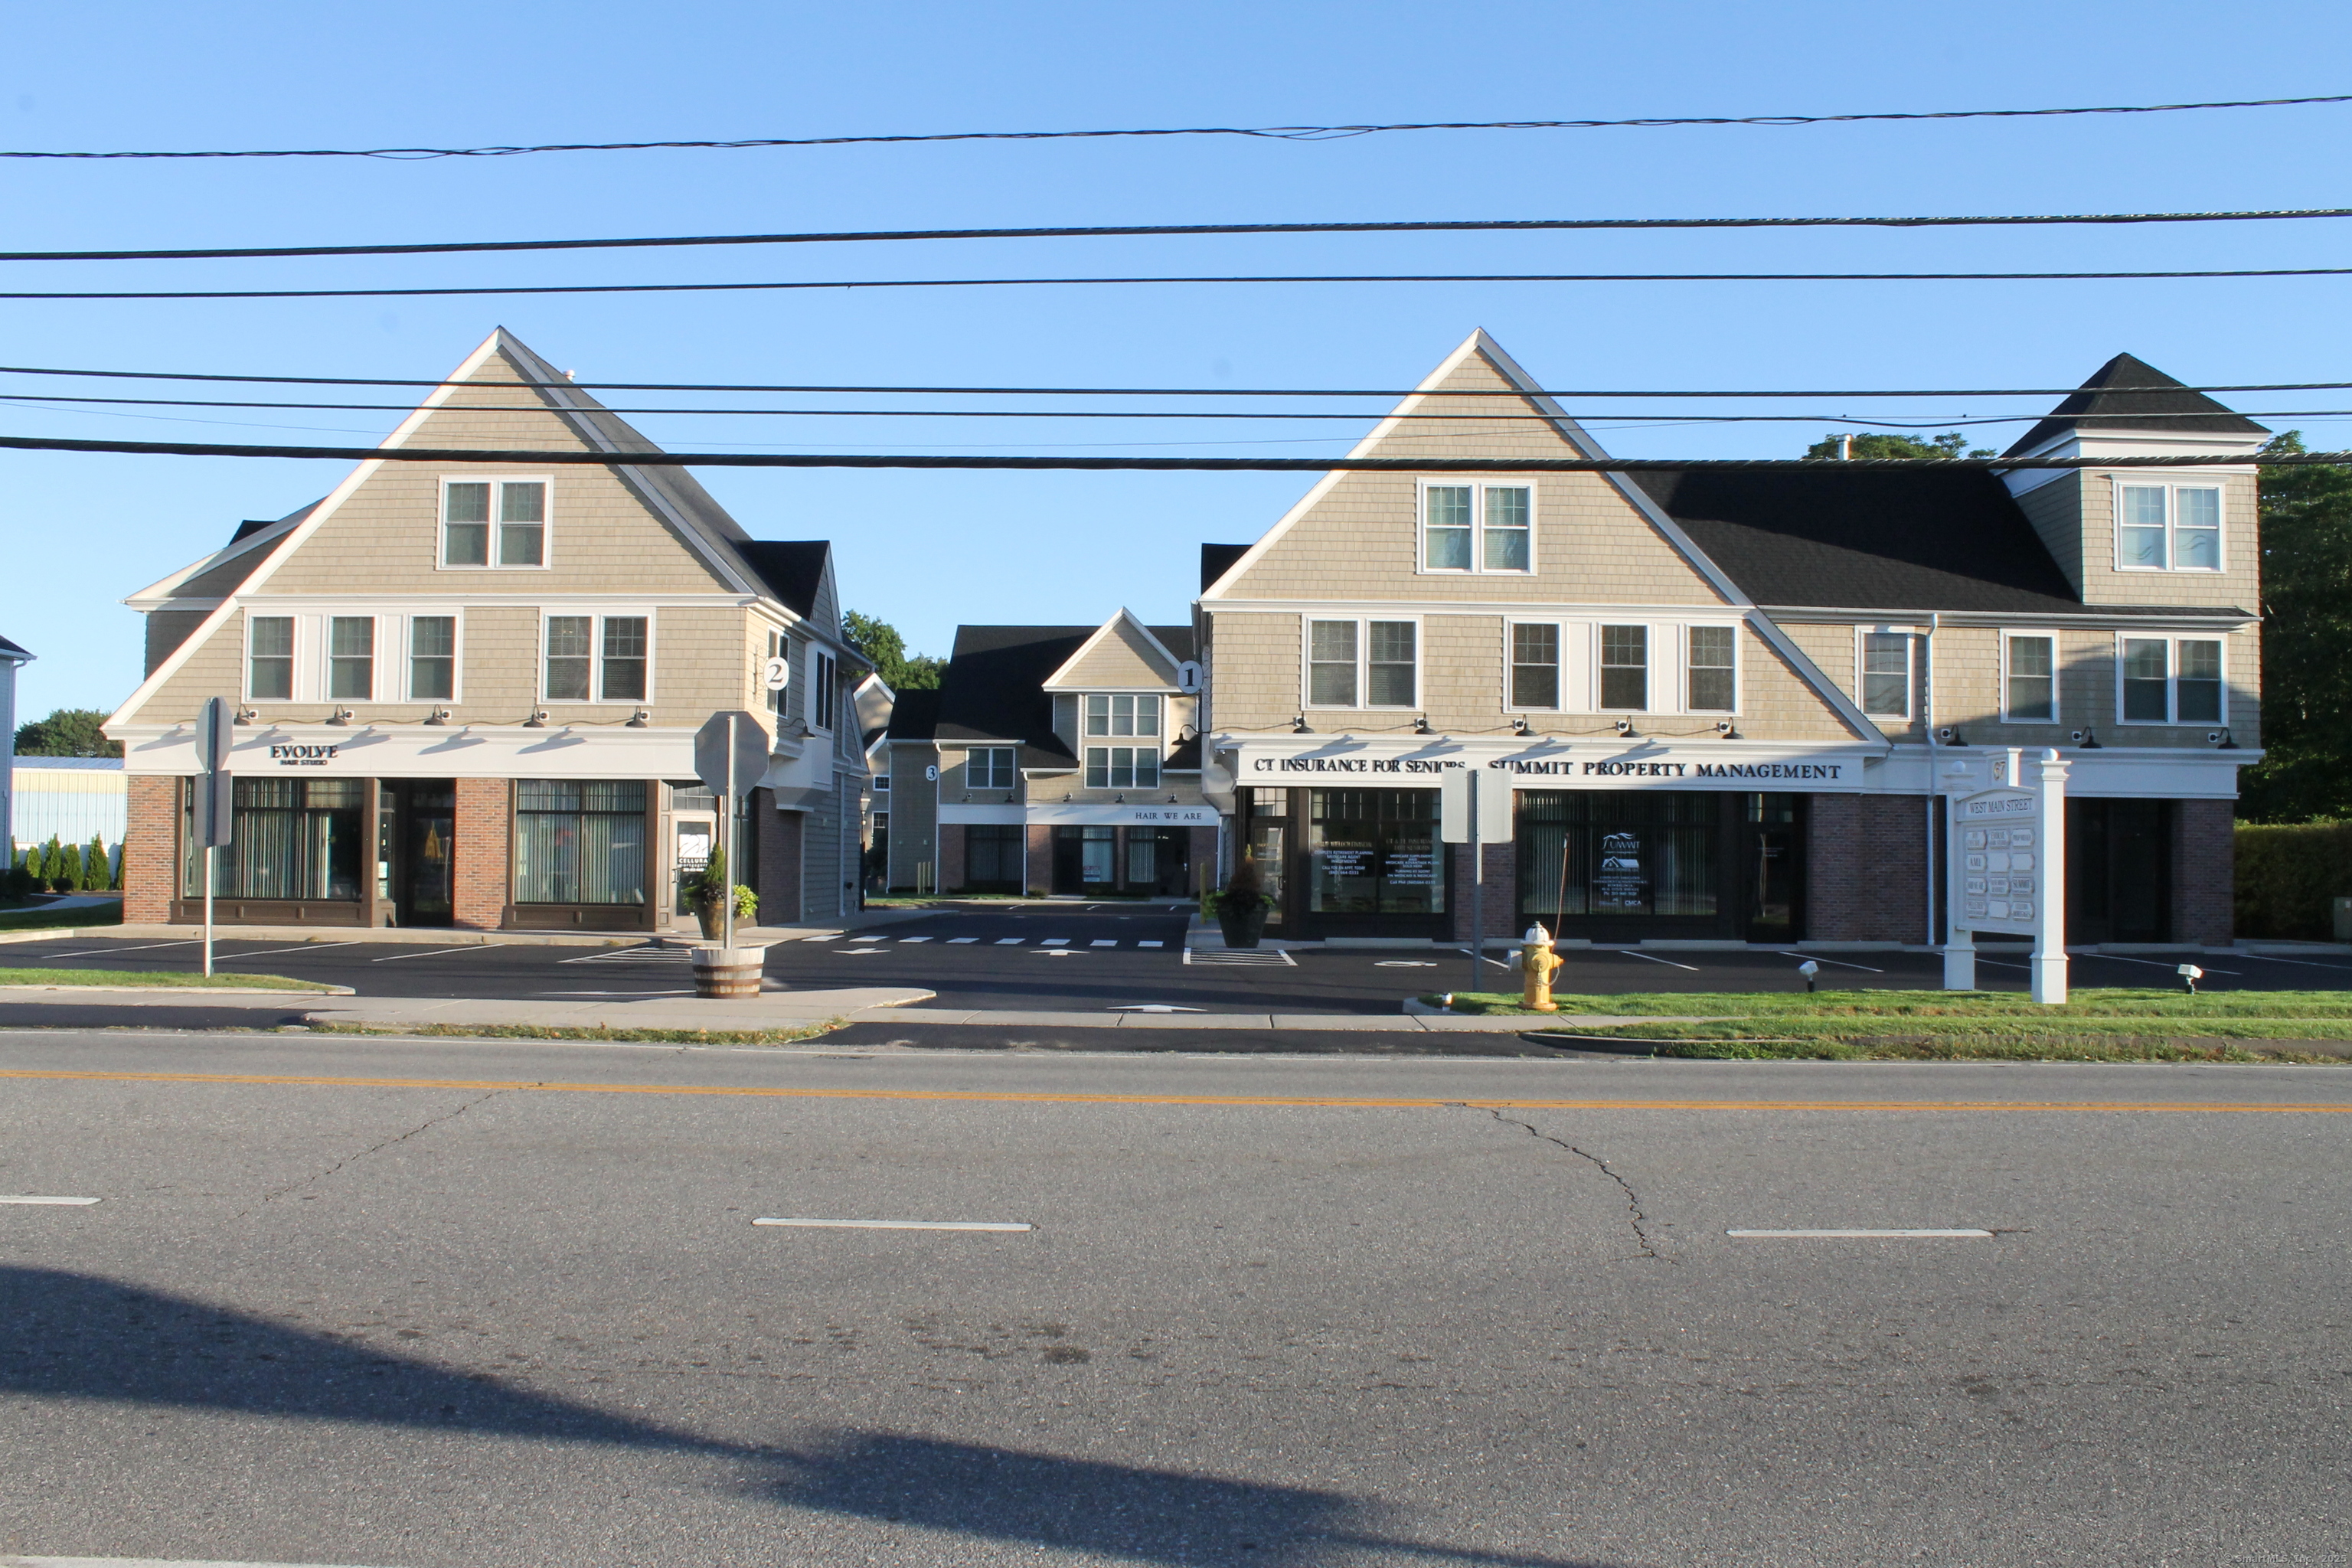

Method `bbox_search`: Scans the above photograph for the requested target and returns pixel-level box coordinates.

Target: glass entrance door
[379,780,456,927]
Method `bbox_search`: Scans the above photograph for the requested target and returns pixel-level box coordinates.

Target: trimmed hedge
[2236,822,2352,939]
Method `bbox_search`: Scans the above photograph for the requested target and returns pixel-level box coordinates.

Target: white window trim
[320,612,384,706]
[539,609,656,704]
[439,475,556,572]
[1681,622,1742,715]
[1082,692,1167,744]
[1083,744,1164,789]
[2114,632,2230,727]
[963,746,1018,791]
[242,610,302,704]
[1998,628,2063,725]
[1415,479,1539,576]
[1594,621,1657,714]
[1301,614,1424,710]
[808,646,839,733]
[2110,478,2226,574]
[1854,626,1919,723]
[1504,620,1566,712]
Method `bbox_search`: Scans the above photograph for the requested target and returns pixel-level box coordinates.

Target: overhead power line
[9,207,2352,264]
[0,362,2344,401]
[0,434,2334,469]
[9,265,2352,302]
[6,93,2346,160]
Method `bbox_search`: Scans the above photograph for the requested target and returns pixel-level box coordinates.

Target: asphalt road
[9,902,2350,1016]
[3,1028,2348,1566]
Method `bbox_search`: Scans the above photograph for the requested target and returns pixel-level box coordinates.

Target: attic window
[443,477,550,568]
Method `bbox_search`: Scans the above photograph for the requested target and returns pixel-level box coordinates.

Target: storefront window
[1518,792,1716,920]
[1307,789,1444,914]
[515,780,646,904]
[1080,826,1116,884]
[187,777,365,900]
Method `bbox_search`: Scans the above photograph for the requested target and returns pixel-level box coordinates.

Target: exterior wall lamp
[1292,714,1314,733]
[1511,717,1530,736]
[626,707,651,729]
[522,708,550,728]
[323,707,354,727]
[423,707,451,727]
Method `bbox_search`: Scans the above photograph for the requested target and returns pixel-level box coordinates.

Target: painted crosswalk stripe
[898,936,933,943]
[1138,939,1165,948]
[995,937,1024,946]
[1041,939,1070,946]
[1090,939,1118,947]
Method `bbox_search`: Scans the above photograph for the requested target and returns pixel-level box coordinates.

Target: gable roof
[1629,468,2092,613]
[735,541,831,618]
[2002,353,2269,458]
[935,623,1194,760]
[883,686,940,741]
[1039,608,1187,690]
[1200,544,1250,593]
[0,631,30,662]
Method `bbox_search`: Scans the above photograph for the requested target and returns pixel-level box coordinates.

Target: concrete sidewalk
[89,906,940,949]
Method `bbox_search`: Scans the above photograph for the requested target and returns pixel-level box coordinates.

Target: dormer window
[1085,694,1161,737]
[2115,483,2222,572]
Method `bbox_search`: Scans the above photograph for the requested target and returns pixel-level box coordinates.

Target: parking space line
[0,1194,102,1205]
[1455,948,1513,970]
[32,939,203,960]
[217,941,362,961]
[370,945,504,963]
[2237,953,2352,973]
[1621,950,1701,972]
[2083,952,2240,975]
[1777,951,1883,973]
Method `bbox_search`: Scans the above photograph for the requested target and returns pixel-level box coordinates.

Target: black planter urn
[1217,902,1269,949]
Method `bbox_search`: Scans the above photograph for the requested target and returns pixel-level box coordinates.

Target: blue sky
[5,0,2350,716]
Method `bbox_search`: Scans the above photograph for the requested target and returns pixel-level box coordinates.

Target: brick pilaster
[452,778,509,930]
[122,774,180,923]
[1447,841,1517,943]
[1806,793,1929,943]
[939,823,967,892]
[2172,797,2235,946]
[757,803,803,924]
[1027,823,1054,895]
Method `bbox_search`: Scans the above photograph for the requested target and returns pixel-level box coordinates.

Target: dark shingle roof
[734,541,829,617]
[1201,544,1250,593]
[882,687,939,741]
[933,623,1193,760]
[1630,467,2092,614]
[2002,353,2268,458]
[0,630,31,661]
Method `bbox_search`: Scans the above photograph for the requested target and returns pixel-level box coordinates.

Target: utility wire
[0,433,2336,469]
[0,362,2341,401]
[9,207,2352,263]
[8,265,2350,301]
[6,93,2347,159]
[0,391,2333,426]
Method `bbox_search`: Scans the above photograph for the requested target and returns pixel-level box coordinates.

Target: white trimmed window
[2002,633,2058,722]
[967,747,1016,789]
[1085,693,1162,737]
[1859,629,1913,719]
[812,649,838,730]
[1305,618,1418,707]
[2115,482,2223,572]
[1420,483,1534,573]
[408,615,456,701]
[326,616,376,701]
[2119,636,2226,724]
[247,615,295,701]
[442,477,550,568]
[1510,624,1560,709]
[544,613,651,703]
[1685,626,1738,713]
[1086,746,1161,789]
[1599,625,1648,711]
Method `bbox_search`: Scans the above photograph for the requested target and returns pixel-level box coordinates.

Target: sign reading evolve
[1945,748,2070,1004]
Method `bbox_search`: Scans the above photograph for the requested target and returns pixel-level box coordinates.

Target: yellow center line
[1,1067,2347,1112]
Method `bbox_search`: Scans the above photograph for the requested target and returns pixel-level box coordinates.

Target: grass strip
[1426,985,2352,1019]
[306,1020,841,1045]
[0,904,120,933]
[1538,1033,2344,1064]
[0,966,332,991]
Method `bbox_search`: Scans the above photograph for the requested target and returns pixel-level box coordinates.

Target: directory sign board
[1950,787,2041,936]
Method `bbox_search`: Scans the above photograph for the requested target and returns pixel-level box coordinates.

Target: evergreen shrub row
[2233,822,2352,940]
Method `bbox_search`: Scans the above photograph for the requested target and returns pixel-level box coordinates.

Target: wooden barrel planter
[689,946,769,999]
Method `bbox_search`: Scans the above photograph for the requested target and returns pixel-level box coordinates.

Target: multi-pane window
[247,616,294,701]
[514,780,646,905]
[327,616,374,701]
[189,778,364,900]
[1368,622,1416,706]
[2116,484,2223,572]
[2004,635,2056,721]
[813,650,838,729]
[1421,484,1534,573]
[967,747,1015,789]
[1687,626,1736,712]
[2121,637,2226,724]
[1860,632,1911,718]
[600,617,648,701]
[1599,625,1648,711]
[1086,746,1161,789]
[546,614,651,701]
[1084,694,1163,737]
[1308,620,1359,706]
[409,616,456,701]
[1510,624,1560,708]
[442,478,549,567]
[766,630,790,720]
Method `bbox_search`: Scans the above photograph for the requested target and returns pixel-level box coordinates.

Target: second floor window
[1086,746,1161,789]
[1599,625,1648,711]
[2005,635,2056,721]
[967,747,1015,789]
[1860,632,1911,718]
[2122,638,2224,724]
[546,614,649,702]
[248,616,294,700]
[1511,624,1559,708]
[1422,484,1534,572]
[1687,626,1737,712]
[443,479,548,567]
[1085,694,1162,737]
[409,616,456,701]
[2117,484,2222,572]
[813,650,838,729]
[327,616,374,701]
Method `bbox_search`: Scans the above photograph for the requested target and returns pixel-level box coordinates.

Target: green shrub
[53,841,81,893]
[23,840,45,887]
[2235,821,2352,939]
[83,835,109,892]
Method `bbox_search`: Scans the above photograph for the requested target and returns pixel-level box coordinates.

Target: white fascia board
[122,514,305,608]
[1207,598,1736,618]
[1764,605,2255,631]
[1999,430,2266,495]
[107,329,514,733]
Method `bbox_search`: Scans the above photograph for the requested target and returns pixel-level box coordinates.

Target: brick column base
[757,803,803,925]
[1026,823,1054,896]
[122,773,180,923]
[452,779,509,930]
[2172,797,2235,946]
[1807,793,1929,943]
[1448,840,1517,944]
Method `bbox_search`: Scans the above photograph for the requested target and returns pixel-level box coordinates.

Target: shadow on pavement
[2,1266,1615,1567]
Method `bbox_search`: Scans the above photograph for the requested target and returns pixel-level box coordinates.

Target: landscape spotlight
[2178,963,2204,995]
[1798,959,1820,994]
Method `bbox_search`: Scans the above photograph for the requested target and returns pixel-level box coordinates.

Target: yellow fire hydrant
[1519,923,1563,1012]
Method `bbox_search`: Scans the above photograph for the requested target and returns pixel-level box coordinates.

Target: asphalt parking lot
[5,901,2348,1018]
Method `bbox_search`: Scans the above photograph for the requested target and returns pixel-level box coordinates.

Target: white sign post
[694,710,773,952]
[1945,747,2069,1003]
[1442,767,1514,1000]
[194,697,235,978]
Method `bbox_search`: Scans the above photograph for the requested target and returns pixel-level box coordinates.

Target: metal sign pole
[203,842,215,978]
[1468,769,1484,1001]
[723,713,737,952]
